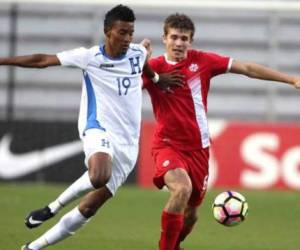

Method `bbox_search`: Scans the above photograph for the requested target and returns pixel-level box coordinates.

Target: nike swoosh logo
[28,216,43,225]
[0,134,82,179]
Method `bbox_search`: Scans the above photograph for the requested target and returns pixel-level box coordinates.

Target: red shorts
[152,145,209,207]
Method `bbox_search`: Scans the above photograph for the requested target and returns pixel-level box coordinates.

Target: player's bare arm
[230,60,300,89]
[0,54,60,68]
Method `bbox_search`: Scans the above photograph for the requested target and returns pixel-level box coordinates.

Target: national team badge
[163,160,170,167]
[189,63,199,72]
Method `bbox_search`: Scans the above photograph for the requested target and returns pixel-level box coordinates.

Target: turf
[0,183,299,250]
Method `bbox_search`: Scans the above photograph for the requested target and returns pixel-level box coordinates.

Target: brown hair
[163,13,195,40]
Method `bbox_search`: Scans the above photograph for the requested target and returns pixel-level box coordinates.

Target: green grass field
[0,183,299,250]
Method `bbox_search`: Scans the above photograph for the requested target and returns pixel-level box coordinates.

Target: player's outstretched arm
[230,60,300,89]
[0,54,60,68]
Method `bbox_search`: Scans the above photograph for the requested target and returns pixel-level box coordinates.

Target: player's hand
[140,38,152,61]
[157,70,184,93]
[293,76,300,89]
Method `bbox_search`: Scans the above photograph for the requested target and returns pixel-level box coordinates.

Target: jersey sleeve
[203,52,233,77]
[130,43,148,67]
[56,47,91,70]
[139,44,148,66]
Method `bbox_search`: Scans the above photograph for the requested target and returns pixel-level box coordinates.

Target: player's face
[163,28,192,62]
[105,20,134,57]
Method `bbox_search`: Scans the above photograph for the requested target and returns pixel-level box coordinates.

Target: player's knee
[88,152,112,189]
[90,171,111,189]
[89,164,112,189]
[79,206,98,218]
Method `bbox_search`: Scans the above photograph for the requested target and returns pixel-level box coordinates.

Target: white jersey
[57,44,147,145]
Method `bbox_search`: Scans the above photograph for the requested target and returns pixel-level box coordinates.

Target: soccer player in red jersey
[143,13,300,250]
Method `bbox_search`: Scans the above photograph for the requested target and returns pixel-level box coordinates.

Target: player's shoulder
[89,45,101,52]
[66,45,100,58]
[187,49,207,59]
[88,45,103,57]
[148,55,165,67]
[128,43,147,55]
[188,49,224,63]
[149,55,164,62]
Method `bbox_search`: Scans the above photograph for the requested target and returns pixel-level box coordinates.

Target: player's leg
[23,142,138,250]
[49,151,112,211]
[25,129,113,229]
[159,168,192,250]
[152,146,192,250]
[175,148,209,250]
[25,187,112,250]
[174,205,198,250]
[38,142,138,248]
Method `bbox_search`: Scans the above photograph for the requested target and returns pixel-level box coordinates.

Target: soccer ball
[212,191,249,227]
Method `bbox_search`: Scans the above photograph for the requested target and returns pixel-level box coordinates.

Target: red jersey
[143,49,231,150]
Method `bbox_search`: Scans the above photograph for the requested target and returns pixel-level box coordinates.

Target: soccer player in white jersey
[0,5,172,250]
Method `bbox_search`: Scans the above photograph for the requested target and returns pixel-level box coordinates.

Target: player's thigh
[187,149,209,207]
[82,128,113,168]
[164,168,192,194]
[152,146,189,189]
[105,143,138,196]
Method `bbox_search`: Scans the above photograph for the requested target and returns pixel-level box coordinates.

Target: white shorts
[82,128,138,196]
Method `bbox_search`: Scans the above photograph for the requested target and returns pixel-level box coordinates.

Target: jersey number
[117,77,131,96]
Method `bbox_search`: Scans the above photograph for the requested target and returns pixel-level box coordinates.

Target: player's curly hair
[104,4,136,32]
[164,13,195,40]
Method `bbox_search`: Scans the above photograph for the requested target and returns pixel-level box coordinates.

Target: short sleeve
[140,45,148,66]
[56,47,90,70]
[131,43,148,67]
[203,52,233,77]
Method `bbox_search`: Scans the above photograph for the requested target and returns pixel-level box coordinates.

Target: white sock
[29,207,90,249]
[27,238,48,250]
[48,200,62,214]
[48,171,94,214]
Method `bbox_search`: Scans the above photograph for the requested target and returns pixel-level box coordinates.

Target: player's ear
[162,34,167,45]
[188,30,193,44]
[104,26,112,37]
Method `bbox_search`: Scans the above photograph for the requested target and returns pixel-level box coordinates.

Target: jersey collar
[99,45,127,61]
[164,54,178,65]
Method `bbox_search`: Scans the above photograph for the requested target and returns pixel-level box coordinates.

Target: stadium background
[0,0,299,188]
[0,1,300,249]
